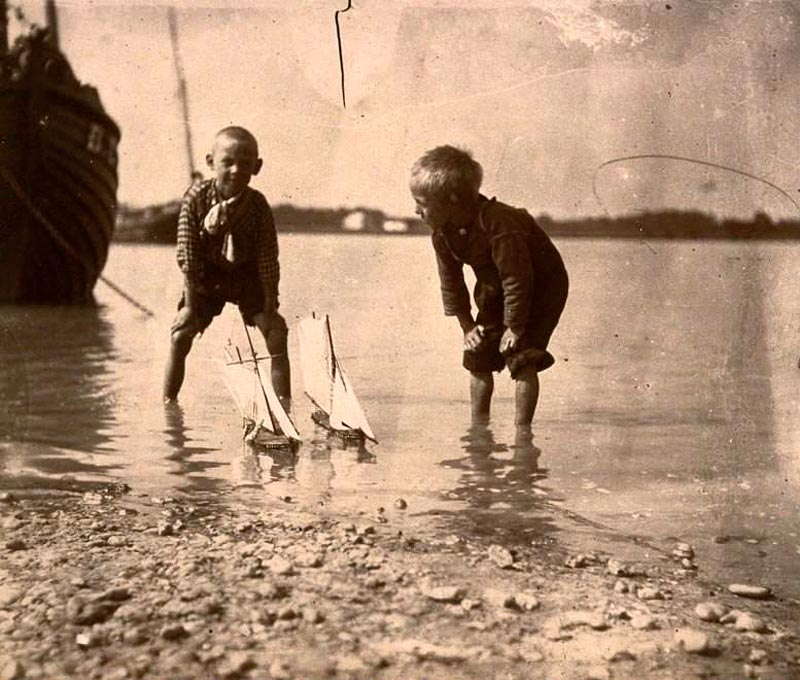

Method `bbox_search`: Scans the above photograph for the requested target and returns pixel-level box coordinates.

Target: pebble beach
[1,482,798,680]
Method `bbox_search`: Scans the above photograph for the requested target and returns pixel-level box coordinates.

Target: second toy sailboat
[297,313,377,444]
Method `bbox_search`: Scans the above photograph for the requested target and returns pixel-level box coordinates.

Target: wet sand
[1,480,798,680]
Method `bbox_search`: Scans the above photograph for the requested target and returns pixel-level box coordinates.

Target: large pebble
[695,601,729,622]
[673,628,713,655]
[0,586,21,609]
[630,614,657,630]
[514,591,540,611]
[0,657,24,680]
[735,613,768,633]
[487,545,515,569]
[637,587,664,601]
[267,556,295,576]
[728,584,772,600]
[424,586,465,603]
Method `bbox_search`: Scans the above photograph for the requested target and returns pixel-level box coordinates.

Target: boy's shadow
[436,422,560,544]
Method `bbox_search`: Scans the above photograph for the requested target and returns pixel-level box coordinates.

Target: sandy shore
[1,483,798,680]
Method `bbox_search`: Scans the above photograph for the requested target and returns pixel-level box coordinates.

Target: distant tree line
[114,203,799,244]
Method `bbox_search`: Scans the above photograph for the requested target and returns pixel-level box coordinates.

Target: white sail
[299,312,376,442]
[330,367,376,442]
[222,344,277,434]
[297,314,335,412]
[222,334,300,442]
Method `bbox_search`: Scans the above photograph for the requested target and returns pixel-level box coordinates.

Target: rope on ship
[0,163,155,317]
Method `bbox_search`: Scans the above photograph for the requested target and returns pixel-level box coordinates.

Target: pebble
[423,585,465,603]
[735,613,768,633]
[607,559,630,576]
[294,551,323,568]
[0,586,21,609]
[394,498,408,510]
[720,609,747,625]
[630,614,657,630]
[637,587,664,601]
[267,556,295,576]
[695,601,729,622]
[514,591,540,611]
[302,607,324,623]
[268,660,292,679]
[749,648,769,665]
[217,652,255,679]
[586,665,611,680]
[487,545,515,569]
[0,658,24,680]
[728,584,772,600]
[613,580,630,594]
[673,628,713,655]
[156,521,174,536]
[482,589,517,610]
[160,623,189,641]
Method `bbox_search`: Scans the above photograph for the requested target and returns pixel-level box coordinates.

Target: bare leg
[470,371,493,424]
[514,364,539,433]
[265,328,291,410]
[163,328,194,401]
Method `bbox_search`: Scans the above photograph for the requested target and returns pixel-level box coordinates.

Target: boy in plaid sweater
[163,126,290,406]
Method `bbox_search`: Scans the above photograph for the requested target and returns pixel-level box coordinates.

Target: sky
[9,0,800,219]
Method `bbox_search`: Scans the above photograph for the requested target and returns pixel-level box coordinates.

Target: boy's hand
[463,324,484,351]
[499,328,520,355]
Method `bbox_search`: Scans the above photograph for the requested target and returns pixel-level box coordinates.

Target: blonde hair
[410,145,483,202]
[214,126,259,155]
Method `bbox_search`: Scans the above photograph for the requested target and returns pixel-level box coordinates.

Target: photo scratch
[593,153,800,216]
[334,0,353,109]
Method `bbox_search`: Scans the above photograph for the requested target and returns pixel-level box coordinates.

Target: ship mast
[45,0,59,49]
[167,6,196,181]
[0,0,8,54]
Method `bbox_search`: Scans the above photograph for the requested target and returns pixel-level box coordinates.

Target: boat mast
[167,6,196,180]
[45,0,59,49]
[0,0,8,54]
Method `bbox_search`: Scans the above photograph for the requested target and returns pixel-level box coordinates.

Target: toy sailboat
[297,313,377,444]
[222,324,301,451]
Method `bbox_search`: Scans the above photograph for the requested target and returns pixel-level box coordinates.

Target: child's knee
[170,324,195,355]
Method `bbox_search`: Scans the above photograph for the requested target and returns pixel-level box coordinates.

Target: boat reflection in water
[0,305,120,489]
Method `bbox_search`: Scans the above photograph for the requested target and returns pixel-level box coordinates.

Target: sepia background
[3,0,799,605]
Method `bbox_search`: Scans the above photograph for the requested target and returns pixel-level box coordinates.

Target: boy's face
[206,134,262,199]
[411,190,457,230]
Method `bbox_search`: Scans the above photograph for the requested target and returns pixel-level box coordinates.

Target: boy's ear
[205,153,214,170]
[253,158,263,176]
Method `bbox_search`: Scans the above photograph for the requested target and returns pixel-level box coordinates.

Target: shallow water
[2,235,798,597]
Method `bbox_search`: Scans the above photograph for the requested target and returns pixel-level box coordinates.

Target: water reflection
[434,422,560,544]
[0,305,121,480]
[161,403,237,494]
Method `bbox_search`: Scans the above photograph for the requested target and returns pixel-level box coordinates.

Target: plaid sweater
[176,179,280,306]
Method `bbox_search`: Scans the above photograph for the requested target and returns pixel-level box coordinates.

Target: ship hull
[0,50,120,304]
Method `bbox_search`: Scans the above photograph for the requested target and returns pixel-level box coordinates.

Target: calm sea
[2,235,799,596]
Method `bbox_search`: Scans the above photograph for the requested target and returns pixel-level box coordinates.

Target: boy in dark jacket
[410,145,568,436]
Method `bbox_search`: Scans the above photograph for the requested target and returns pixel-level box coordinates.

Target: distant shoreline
[114,202,800,243]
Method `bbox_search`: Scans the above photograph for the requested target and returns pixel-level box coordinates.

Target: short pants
[463,270,568,378]
[176,263,286,335]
